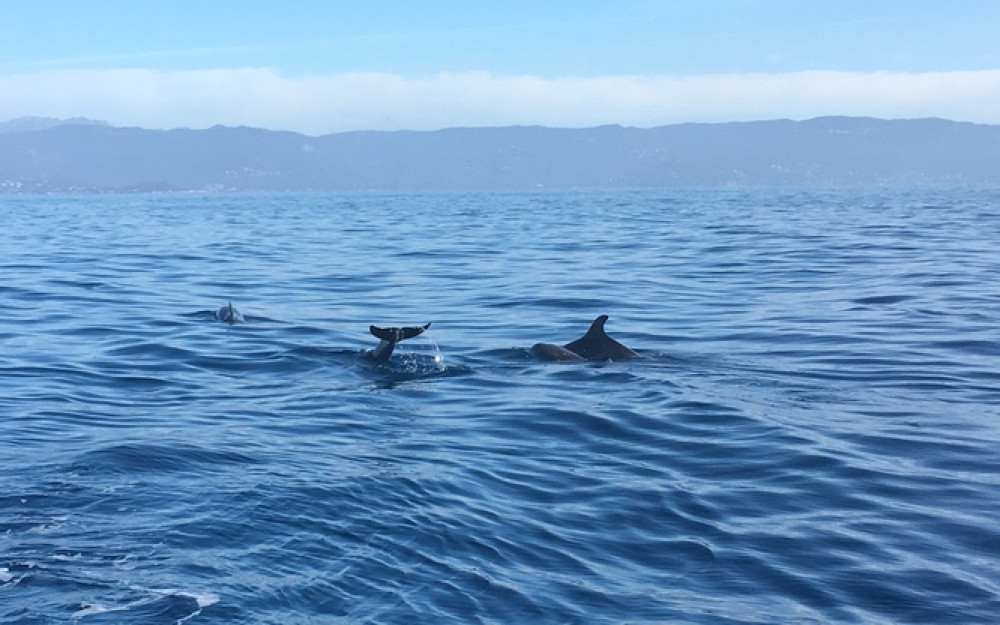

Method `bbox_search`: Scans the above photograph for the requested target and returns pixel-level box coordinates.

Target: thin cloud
[1,68,998,134]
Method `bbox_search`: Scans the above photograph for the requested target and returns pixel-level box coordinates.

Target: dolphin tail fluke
[369,322,431,342]
[367,322,431,363]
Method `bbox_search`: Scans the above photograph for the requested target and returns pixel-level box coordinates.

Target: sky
[2,1,999,134]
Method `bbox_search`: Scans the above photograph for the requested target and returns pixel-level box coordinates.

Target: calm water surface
[2,189,999,623]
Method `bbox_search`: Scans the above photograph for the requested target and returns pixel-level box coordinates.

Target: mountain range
[1,116,998,193]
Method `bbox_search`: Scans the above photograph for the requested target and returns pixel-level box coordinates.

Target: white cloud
[2,68,999,134]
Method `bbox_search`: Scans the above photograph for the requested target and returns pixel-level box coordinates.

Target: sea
[1,188,998,624]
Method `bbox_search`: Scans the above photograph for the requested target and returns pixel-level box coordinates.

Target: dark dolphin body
[367,322,431,363]
[216,301,245,325]
[531,315,639,361]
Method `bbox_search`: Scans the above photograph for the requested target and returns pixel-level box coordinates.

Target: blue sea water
[1,188,999,624]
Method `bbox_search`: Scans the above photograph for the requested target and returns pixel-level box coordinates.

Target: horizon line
[1,113,993,138]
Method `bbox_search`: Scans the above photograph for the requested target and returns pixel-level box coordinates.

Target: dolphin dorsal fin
[584,314,610,339]
[562,314,637,360]
[562,315,610,359]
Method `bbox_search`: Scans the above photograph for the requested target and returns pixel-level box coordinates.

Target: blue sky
[2,1,998,133]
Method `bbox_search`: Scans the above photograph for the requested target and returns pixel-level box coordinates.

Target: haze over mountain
[1,116,998,193]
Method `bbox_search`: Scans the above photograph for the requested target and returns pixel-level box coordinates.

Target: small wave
[72,603,128,619]
[70,588,219,622]
[106,342,196,360]
[70,442,259,476]
[852,294,914,305]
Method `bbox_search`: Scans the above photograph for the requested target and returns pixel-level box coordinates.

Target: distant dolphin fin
[217,301,244,325]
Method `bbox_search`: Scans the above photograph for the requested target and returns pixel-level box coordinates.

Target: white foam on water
[51,552,83,562]
[72,603,126,619]
[30,515,69,534]
[181,590,220,608]
[146,588,221,623]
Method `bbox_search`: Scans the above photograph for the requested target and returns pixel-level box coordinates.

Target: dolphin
[531,315,638,361]
[367,322,431,363]
[216,301,244,325]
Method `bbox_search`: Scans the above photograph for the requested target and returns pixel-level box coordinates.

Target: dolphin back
[531,342,585,361]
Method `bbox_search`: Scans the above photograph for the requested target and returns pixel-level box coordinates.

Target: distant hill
[0,116,110,134]
[1,116,998,193]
